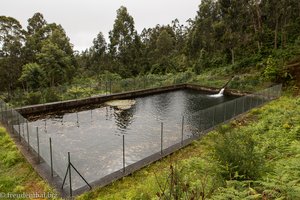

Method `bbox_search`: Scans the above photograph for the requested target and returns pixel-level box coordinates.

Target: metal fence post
[109,80,112,94]
[90,110,93,123]
[242,97,245,113]
[50,138,53,177]
[22,120,25,138]
[181,116,184,146]
[10,109,14,134]
[105,81,108,95]
[4,105,8,125]
[18,115,21,141]
[234,99,237,117]
[68,152,72,197]
[44,119,47,133]
[224,103,227,122]
[161,122,163,155]
[123,135,125,173]
[212,107,216,125]
[26,120,30,151]
[76,112,79,127]
[37,127,40,163]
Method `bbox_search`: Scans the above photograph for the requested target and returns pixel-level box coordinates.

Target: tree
[37,40,74,87]
[156,30,174,56]
[109,6,141,77]
[89,32,108,75]
[0,16,25,92]
[23,13,48,63]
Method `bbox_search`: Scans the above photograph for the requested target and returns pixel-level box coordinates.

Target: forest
[1,0,300,101]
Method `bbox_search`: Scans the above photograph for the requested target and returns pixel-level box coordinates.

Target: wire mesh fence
[1,74,192,108]
[0,84,282,197]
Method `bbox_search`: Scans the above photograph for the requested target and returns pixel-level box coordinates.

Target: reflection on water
[29,89,237,190]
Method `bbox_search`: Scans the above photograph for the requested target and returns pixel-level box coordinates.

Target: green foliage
[19,62,46,89]
[212,128,265,181]
[263,56,281,81]
[24,91,42,105]
[66,86,94,99]
[0,127,57,197]
[43,87,61,103]
[37,40,74,87]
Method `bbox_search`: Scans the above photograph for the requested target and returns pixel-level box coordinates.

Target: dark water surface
[29,89,237,189]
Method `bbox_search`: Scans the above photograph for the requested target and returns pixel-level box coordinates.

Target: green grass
[0,127,58,200]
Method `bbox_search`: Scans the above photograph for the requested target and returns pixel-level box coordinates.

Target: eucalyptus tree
[109,6,141,77]
[0,16,25,92]
[88,32,108,77]
[23,12,48,63]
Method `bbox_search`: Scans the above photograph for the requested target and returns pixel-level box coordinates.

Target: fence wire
[0,84,282,195]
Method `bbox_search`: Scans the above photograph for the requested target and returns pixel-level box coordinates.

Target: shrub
[24,91,42,105]
[43,88,61,103]
[212,129,265,181]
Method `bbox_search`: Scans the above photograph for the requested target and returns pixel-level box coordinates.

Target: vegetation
[0,127,57,199]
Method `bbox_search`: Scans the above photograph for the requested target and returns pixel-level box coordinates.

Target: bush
[24,91,42,105]
[43,88,61,103]
[212,128,265,180]
[231,54,262,72]
[263,56,281,82]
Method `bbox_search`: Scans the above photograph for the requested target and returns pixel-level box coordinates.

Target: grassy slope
[0,127,57,199]
[1,94,299,199]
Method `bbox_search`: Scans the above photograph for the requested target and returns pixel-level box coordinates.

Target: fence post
[10,109,14,134]
[199,110,203,132]
[161,122,163,155]
[242,96,246,113]
[105,81,108,95]
[44,119,47,133]
[234,99,237,117]
[90,110,93,123]
[26,120,30,151]
[18,115,21,141]
[181,116,184,146]
[49,138,53,177]
[109,80,112,94]
[212,107,216,126]
[68,152,72,197]
[4,105,8,125]
[76,112,79,127]
[224,103,227,122]
[123,135,125,173]
[22,121,25,138]
[37,127,40,163]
